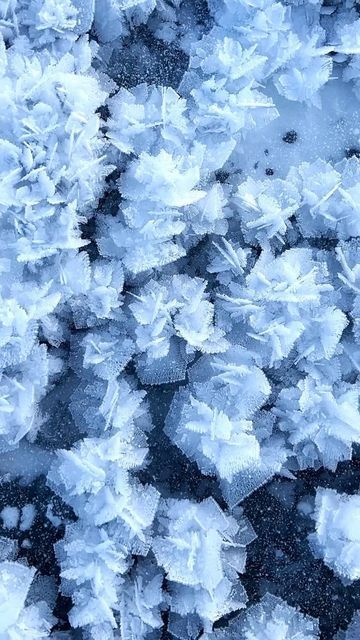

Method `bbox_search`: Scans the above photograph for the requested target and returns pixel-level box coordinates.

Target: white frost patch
[1,506,19,529]
[20,504,36,531]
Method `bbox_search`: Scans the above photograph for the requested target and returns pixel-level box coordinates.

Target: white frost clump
[0,346,61,452]
[49,376,159,547]
[56,521,129,637]
[218,248,343,369]
[98,136,228,274]
[274,376,360,470]
[117,558,164,640]
[57,523,164,639]
[94,0,156,43]
[73,326,134,381]
[107,84,189,156]
[235,176,301,245]
[0,43,109,263]
[165,384,261,482]
[0,508,19,530]
[167,347,288,505]
[130,275,228,361]
[0,28,111,450]
[70,375,149,436]
[240,594,319,639]
[208,593,319,640]
[309,488,360,581]
[0,561,55,638]
[290,157,360,239]
[152,497,255,631]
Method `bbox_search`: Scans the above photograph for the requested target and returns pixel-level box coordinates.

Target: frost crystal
[310,488,360,581]
[0,561,55,638]
[206,593,319,639]
[152,497,255,630]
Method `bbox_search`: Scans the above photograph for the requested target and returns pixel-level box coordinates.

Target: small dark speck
[254,161,259,169]
[282,130,297,144]
[264,149,269,156]
[214,170,230,183]
[265,168,274,176]
[345,147,360,159]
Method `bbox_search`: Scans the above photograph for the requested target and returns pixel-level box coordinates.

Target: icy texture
[129,275,228,376]
[166,347,288,505]
[274,376,360,470]
[217,247,345,368]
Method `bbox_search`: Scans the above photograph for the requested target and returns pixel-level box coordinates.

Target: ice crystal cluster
[1,0,360,638]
